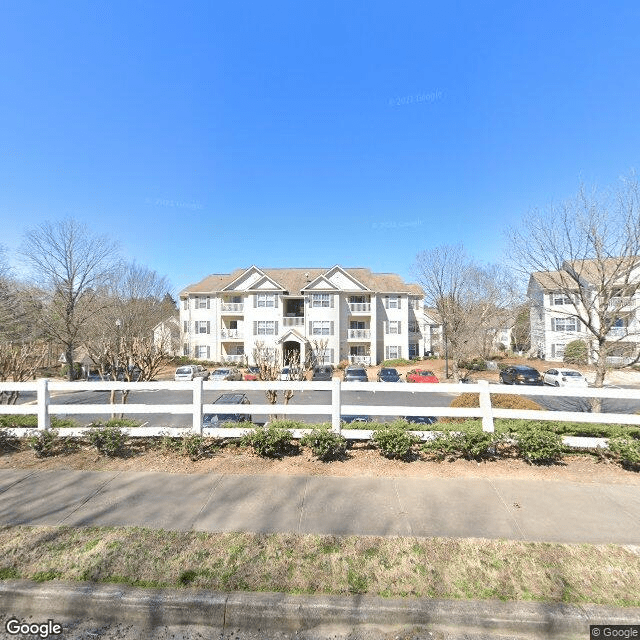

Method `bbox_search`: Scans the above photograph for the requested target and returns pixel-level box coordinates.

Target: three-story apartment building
[179,265,425,366]
[528,259,640,363]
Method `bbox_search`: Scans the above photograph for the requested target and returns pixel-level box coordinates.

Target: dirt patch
[2,441,638,484]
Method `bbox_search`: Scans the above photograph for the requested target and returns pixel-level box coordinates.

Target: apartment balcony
[220,329,243,340]
[347,329,371,340]
[283,316,304,327]
[221,303,244,313]
[348,302,371,314]
[607,326,628,338]
[222,354,244,363]
[607,298,634,312]
[348,355,371,365]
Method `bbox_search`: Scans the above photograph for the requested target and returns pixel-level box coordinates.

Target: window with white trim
[315,348,334,365]
[183,321,188,333]
[182,299,188,310]
[312,293,331,307]
[195,296,210,309]
[255,321,277,335]
[385,345,401,359]
[408,321,419,333]
[228,345,244,356]
[311,320,332,335]
[194,321,210,334]
[408,343,419,358]
[551,292,572,305]
[183,343,189,356]
[409,297,421,310]
[196,345,210,359]
[385,295,400,309]
[387,320,401,334]
[552,343,565,359]
[551,317,578,332]
[256,293,275,307]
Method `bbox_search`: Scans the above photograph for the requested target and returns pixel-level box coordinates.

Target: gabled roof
[180,267,423,296]
[276,328,308,344]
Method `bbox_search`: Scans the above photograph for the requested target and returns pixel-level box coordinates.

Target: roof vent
[305,272,310,281]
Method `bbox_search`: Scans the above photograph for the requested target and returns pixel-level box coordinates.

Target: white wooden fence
[1,378,639,448]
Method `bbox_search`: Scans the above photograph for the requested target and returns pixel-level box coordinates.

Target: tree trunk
[66,345,74,381]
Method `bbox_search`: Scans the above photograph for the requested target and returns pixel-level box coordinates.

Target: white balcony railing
[607,327,628,338]
[347,329,371,339]
[608,297,633,309]
[348,355,371,365]
[220,329,242,339]
[283,317,304,327]
[348,303,371,313]
[222,354,244,363]
[221,303,243,313]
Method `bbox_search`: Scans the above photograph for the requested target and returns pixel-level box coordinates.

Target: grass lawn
[0,525,638,606]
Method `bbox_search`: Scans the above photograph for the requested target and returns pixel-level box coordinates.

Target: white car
[542,368,588,387]
[174,365,209,381]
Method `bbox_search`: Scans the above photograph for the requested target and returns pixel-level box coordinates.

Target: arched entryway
[282,340,301,364]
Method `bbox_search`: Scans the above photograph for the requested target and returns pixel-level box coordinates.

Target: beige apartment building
[179,265,426,366]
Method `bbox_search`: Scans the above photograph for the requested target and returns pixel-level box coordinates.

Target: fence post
[478,380,494,433]
[37,378,51,431]
[192,377,203,434]
[331,377,341,434]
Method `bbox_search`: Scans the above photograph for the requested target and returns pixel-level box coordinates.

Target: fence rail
[1,378,639,449]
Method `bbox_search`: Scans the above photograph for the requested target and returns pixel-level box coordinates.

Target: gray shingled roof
[180,267,423,296]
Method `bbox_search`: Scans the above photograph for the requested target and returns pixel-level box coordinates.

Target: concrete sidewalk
[1,469,639,543]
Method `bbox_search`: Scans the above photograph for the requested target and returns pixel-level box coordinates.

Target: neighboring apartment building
[179,265,425,366]
[528,259,640,363]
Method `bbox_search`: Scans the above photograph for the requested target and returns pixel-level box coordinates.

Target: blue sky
[2,1,639,295]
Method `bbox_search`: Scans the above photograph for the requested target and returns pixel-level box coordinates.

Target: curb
[1,581,640,638]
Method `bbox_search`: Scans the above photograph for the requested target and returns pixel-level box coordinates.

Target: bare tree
[413,245,519,381]
[84,262,175,410]
[508,175,640,399]
[0,343,46,404]
[20,219,119,380]
[253,339,328,413]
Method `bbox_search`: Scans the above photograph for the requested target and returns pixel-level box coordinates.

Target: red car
[243,366,260,381]
[406,369,439,383]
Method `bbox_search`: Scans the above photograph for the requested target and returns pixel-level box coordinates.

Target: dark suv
[312,365,334,381]
[499,365,542,385]
[343,365,369,382]
[202,393,252,425]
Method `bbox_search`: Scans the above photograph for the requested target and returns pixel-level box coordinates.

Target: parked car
[312,365,334,381]
[343,365,369,382]
[543,368,589,387]
[377,367,401,382]
[244,366,260,381]
[403,415,438,425]
[202,393,252,425]
[499,365,542,385]
[340,415,371,424]
[209,367,243,381]
[406,369,439,383]
[174,365,209,381]
[279,366,302,381]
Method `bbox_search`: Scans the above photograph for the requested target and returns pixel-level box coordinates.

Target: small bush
[86,425,127,457]
[422,427,503,461]
[336,360,349,370]
[381,358,413,367]
[0,429,19,454]
[27,429,60,458]
[458,358,487,371]
[301,426,348,461]
[181,433,209,461]
[372,423,420,460]
[607,437,640,470]
[512,423,564,464]
[563,339,589,366]
[241,424,294,458]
